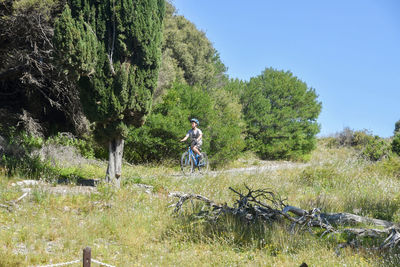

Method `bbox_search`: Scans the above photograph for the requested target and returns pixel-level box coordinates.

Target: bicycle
[181,146,209,175]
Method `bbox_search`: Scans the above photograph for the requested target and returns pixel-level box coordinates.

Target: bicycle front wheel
[181,151,194,175]
[198,152,209,174]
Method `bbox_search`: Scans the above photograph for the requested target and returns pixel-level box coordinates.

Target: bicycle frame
[187,146,200,166]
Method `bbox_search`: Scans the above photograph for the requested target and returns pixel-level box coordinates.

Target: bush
[352,130,375,148]
[361,136,391,161]
[207,89,245,165]
[0,129,103,180]
[334,127,374,148]
[0,131,57,179]
[392,133,400,156]
[332,128,392,162]
[45,132,96,159]
[335,127,354,147]
[394,120,400,134]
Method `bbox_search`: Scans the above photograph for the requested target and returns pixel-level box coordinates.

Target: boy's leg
[192,145,202,159]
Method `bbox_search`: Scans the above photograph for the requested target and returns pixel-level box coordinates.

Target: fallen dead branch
[169,186,400,250]
[0,192,29,212]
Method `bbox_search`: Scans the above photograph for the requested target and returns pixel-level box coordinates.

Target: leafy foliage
[2,0,327,165]
[329,128,392,161]
[392,133,400,156]
[0,0,88,136]
[124,83,245,165]
[241,68,321,160]
[0,130,55,179]
[53,0,165,143]
[395,120,400,134]
[332,127,374,149]
[125,83,213,163]
[155,2,227,101]
[45,133,96,159]
[207,89,246,164]
[361,136,391,161]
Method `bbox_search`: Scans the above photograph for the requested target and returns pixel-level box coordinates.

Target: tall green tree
[154,2,227,102]
[53,0,165,186]
[124,82,245,165]
[125,82,214,163]
[0,0,90,137]
[242,68,321,160]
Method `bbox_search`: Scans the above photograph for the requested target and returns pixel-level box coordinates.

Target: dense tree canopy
[53,0,165,185]
[54,0,165,135]
[0,0,88,136]
[125,82,245,165]
[154,2,227,101]
[241,68,321,160]
[1,0,324,167]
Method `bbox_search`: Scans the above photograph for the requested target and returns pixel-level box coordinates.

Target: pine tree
[241,68,321,160]
[54,0,165,187]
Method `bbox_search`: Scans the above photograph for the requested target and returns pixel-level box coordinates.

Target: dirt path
[218,160,309,175]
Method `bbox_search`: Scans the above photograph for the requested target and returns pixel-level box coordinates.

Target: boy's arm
[180,134,189,142]
[197,132,203,142]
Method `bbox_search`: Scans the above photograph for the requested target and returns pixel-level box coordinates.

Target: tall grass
[1,140,400,266]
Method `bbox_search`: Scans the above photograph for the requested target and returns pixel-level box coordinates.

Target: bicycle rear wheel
[198,152,209,174]
[181,152,194,175]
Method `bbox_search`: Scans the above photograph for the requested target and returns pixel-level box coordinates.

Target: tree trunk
[105,137,124,187]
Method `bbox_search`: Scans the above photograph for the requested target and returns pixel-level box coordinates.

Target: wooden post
[83,247,91,267]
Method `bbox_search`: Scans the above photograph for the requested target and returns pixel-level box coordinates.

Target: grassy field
[1,140,400,266]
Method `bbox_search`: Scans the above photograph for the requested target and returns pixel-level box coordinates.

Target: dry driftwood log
[169,186,400,250]
[0,192,29,212]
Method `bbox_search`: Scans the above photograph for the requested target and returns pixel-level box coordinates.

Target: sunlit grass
[1,141,400,265]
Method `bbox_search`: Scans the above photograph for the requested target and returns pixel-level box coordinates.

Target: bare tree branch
[169,186,400,251]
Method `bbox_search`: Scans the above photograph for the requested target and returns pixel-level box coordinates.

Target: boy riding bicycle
[180,118,203,160]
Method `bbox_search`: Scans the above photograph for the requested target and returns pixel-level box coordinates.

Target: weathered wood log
[283,206,393,228]
[321,212,393,228]
[168,192,222,213]
[168,186,400,250]
[0,192,29,212]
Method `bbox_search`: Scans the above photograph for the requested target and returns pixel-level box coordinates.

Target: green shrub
[206,89,245,165]
[361,136,391,161]
[334,127,374,149]
[1,153,56,180]
[46,133,95,159]
[325,137,338,148]
[0,130,100,180]
[394,120,400,134]
[0,130,54,179]
[392,133,400,156]
[352,130,375,148]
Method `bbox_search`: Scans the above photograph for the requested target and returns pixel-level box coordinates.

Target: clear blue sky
[171,0,400,138]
